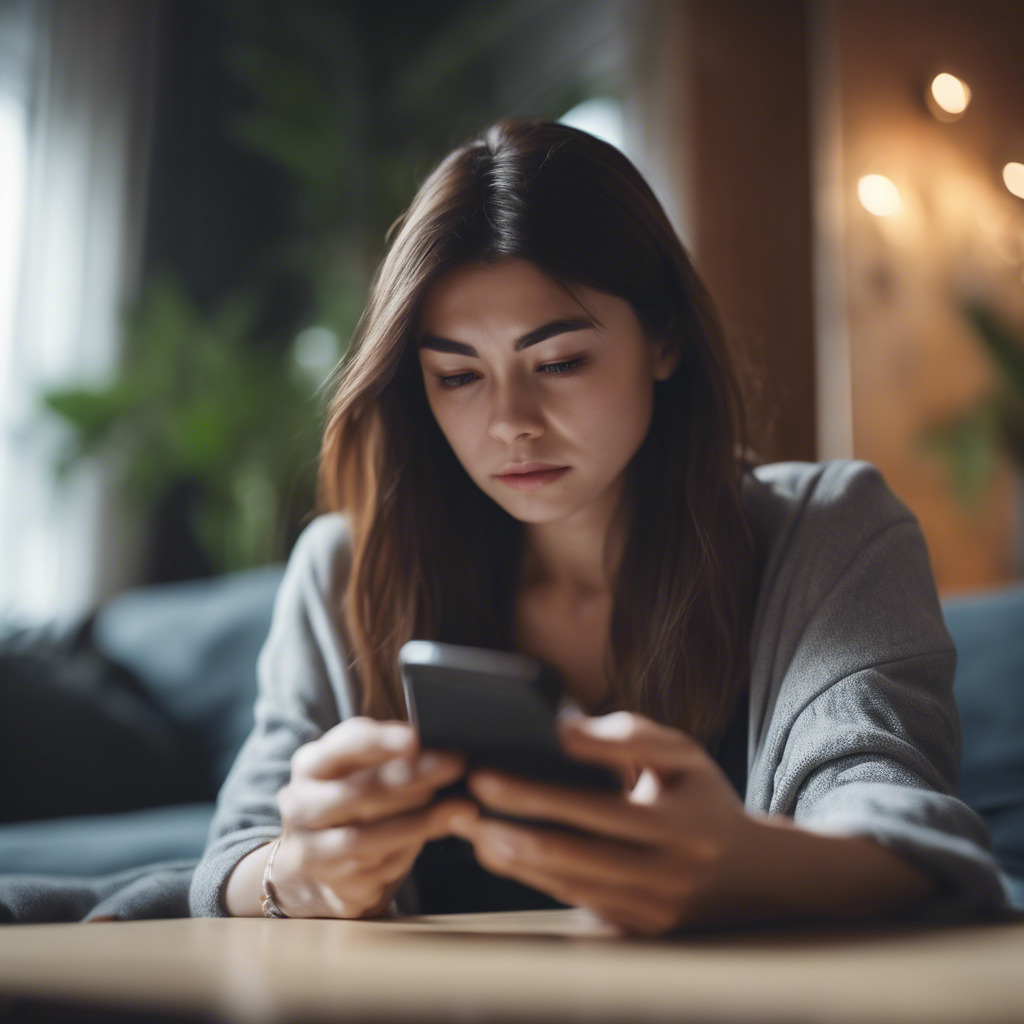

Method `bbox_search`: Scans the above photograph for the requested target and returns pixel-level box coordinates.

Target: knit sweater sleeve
[747,460,1010,918]
[188,514,356,917]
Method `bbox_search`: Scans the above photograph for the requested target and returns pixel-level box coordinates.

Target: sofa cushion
[0,803,214,876]
[91,565,284,793]
[0,623,204,823]
[944,582,1024,907]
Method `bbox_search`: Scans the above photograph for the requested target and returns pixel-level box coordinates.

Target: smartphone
[398,640,621,804]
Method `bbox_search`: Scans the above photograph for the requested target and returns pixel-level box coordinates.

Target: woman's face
[415,259,678,525]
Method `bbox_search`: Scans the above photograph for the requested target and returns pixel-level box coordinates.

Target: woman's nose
[487,383,544,445]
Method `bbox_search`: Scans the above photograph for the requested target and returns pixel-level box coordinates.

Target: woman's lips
[495,466,570,491]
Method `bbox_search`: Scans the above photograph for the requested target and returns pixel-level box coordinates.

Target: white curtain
[0,0,158,623]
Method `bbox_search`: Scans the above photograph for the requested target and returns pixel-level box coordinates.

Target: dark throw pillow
[0,617,205,824]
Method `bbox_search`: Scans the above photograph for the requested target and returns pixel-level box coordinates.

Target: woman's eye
[437,371,477,389]
[540,356,586,375]
[435,356,585,389]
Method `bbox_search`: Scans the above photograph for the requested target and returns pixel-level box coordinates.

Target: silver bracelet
[260,837,289,918]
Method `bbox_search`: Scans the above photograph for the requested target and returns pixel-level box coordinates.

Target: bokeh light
[857,174,902,217]
[928,73,971,121]
[1002,162,1024,200]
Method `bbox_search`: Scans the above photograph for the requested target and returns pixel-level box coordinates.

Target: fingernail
[383,728,413,751]
[482,826,517,859]
[472,774,502,798]
[449,812,475,832]
[416,752,441,774]
[378,758,414,786]
[579,712,633,739]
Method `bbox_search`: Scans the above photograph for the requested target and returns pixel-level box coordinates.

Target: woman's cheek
[439,402,489,479]
[431,396,468,448]
[574,385,650,461]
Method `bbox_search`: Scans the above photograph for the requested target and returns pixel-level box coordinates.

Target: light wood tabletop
[0,909,1022,1023]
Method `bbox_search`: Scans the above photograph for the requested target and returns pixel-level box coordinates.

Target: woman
[189,118,1007,934]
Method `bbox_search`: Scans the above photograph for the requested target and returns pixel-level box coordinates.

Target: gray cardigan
[188,459,1010,920]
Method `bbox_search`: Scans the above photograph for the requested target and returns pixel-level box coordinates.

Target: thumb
[558,712,704,778]
[298,719,418,779]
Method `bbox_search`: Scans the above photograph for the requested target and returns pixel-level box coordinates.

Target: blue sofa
[0,565,283,877]
[943,584,1024,908]
[0,568,1021,909]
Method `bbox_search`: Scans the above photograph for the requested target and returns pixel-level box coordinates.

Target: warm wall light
[1003,162,1024,200]
[857,174,901,217]
[927,72,971,121]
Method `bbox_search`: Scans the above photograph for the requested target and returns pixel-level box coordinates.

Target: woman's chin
[486,492,588,525]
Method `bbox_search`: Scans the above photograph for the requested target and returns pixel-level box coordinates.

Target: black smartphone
[398,640,621,805]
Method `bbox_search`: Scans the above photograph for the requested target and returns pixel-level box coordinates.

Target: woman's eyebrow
[417,315,599,357]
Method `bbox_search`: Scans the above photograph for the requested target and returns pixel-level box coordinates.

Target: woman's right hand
[270,716,477,919]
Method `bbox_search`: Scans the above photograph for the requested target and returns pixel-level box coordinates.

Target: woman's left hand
[448,711,756,935]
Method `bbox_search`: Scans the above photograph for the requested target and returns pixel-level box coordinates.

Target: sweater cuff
[189,828,281,918]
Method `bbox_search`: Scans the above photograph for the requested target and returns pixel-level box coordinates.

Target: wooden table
[1,909,1023,1023]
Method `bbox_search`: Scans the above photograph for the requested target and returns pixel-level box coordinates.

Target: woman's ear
[650,337,681,382]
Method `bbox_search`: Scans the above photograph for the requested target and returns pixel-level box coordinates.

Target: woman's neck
[518,487,626,597]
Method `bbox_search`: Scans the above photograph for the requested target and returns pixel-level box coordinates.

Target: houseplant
[924,302,1024,507]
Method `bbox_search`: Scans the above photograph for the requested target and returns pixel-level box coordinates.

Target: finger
[302,797,476,865]
[280,751,466,829]
[377,842,423,887]
[462,818,698,902]
[317,826,448,918]
[324,843,408,881]
[292,718,417,780]
[324,866,391,914]
[558,712,708,780]
[472,842,681,935]
[325,842,418,893]
[466,771,677,847]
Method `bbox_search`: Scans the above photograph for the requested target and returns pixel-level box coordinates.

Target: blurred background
[2,0,1024,624]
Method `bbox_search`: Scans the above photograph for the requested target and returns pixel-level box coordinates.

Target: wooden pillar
[674,0,818,462]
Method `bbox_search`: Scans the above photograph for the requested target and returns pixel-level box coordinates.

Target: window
[0,0,156,623]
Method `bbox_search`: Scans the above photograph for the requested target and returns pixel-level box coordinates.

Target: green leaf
[961,302,1024,399]
[40,387,135,439]
[920,403,999,506]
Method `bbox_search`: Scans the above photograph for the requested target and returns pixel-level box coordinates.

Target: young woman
[189,118,1008,934]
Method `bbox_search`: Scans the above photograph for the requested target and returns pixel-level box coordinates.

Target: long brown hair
[318,117,755,749]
